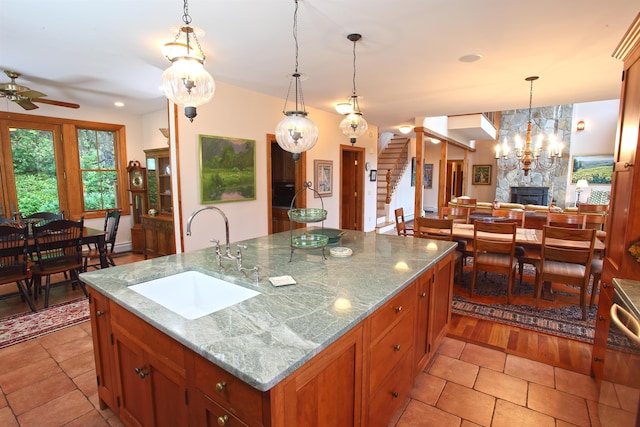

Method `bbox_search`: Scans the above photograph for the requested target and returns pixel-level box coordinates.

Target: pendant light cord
[282,0,306,114]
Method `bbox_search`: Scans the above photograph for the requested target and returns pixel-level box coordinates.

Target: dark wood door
[340,145,365,230]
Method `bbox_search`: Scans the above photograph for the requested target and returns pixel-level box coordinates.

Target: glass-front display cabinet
[145,148,172,215]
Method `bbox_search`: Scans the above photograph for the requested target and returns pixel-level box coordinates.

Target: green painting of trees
[199,135,255,203]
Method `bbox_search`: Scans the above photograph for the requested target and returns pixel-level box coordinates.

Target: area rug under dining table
[0,297,89,349]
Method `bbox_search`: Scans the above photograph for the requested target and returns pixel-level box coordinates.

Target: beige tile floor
[0,318,602,426]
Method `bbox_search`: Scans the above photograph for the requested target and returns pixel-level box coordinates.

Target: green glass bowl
[288,208,327,223]
[291,234,329,248]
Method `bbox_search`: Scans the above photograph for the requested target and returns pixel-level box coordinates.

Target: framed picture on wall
[423,164,433,188]
[314,160,333,197]
[570,154,614,184]
[411,157,416,187]
[472,165,491,185]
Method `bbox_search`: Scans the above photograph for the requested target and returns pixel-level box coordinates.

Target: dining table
[26,226,108,269]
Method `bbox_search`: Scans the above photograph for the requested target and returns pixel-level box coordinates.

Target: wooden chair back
[456,198,477,210]
[0,223,36,311]
[394,208,413,236]
[84,209,121,270]
[537,225,596,320]
[471,221,517,302]
[441,206,470,224]
[491,209,525,227]
[547,213,586,229]
[414,217,454,240]
[578,204,608,214]
[578,204,608,231]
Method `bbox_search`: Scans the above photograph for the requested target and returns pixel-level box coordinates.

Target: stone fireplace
[511,186,549,205]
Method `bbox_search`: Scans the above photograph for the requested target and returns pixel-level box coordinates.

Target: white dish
[330,247,353,257]
[269,275,297,287]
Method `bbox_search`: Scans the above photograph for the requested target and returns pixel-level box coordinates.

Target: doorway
[266,134,306,234]
[340,145,365,231]
[445,160,464,205]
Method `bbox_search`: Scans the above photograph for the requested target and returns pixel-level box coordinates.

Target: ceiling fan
[0,70,80,110]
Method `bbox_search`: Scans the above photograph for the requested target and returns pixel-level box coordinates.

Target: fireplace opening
[510,186,549,206]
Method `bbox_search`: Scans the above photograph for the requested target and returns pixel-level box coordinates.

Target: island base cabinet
[367,351,414,427]
[111,303,189,427]
[194,391,250,427]
[88,290,117,411]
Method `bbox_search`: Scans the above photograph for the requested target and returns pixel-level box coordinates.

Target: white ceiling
[1,1,637,134]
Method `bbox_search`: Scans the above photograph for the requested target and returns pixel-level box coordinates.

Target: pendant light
[275,0,319,161]
[339,33,368,145]
[160,0,215,122]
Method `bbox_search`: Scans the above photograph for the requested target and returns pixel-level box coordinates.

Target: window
[0,111,129,220]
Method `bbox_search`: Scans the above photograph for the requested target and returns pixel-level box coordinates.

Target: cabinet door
[87,289,117,412]
[415,271,433,371]
[429,253,453,350]
[113,331,149,427]
[274,325,363,426]
[146,350,189,427]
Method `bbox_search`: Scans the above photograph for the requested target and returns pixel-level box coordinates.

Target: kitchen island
[80,230,456,426]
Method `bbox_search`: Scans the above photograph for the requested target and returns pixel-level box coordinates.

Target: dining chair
[491,208,525,227]
[441,206,471,224]
[535,225,596,320]
[470,221,518,303]
[0,223,36,312]
[394,207,413,236]
[546,213,586,229]
[414,217,464,284]
[490,208,537,285]
[83,209,121,271]
[456,198,477,212]
[31,218,87,308]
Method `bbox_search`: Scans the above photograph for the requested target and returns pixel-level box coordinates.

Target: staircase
[375,137,410,232]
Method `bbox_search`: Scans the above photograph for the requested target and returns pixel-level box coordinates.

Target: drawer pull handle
[96,310,105,316]
[594,357,602,362]
[393,345,401,352]
[216,381,227,392]
[598,316,605,321]
[395,306,403,313]
[391,391,399,398]
[217,415,229,426]
[419,292,427,298]
[134,367,149,378]
[603,283,609,288]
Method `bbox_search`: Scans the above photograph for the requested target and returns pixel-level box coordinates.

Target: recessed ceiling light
[459,54,483,63]
[114,101,125,107]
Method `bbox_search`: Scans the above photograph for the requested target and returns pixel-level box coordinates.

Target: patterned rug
[0,298,90,349]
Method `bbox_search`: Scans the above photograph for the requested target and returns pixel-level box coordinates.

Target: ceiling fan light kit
[338,33,368,145]
[275,0,319,161]
[0,70,80,110]
[160,0,215,122]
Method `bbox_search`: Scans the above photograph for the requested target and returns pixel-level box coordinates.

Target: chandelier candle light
[160,0,215,122]
[338,33,368,145]
[275,0,319,161]
[495,76,563,176]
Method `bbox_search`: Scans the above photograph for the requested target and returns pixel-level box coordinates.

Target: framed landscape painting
[314,160,333,197]
[570,154,613,184]
[199,135,256,204]
[472,165,491,185]
[423,164,433,188]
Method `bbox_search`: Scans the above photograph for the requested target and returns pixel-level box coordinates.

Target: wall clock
[127,160,147,192]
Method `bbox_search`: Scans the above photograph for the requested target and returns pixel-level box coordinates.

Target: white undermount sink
[129,271,260,320]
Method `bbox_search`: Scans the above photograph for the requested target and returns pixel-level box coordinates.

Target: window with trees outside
[0,112,129,220]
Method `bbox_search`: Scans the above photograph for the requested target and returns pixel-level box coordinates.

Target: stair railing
[382,139,410,204]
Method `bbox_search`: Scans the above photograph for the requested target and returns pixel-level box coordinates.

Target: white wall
[167,81,379,253]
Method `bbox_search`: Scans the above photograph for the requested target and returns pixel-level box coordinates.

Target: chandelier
[275,0,319,161]
[495,76,563,176]
[160,0,215,122]
[337,33,368,145]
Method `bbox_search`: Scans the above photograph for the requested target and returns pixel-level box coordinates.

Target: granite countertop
[613,278,640,320]
[80,229,456,391]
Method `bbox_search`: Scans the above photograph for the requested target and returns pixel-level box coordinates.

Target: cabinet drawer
[196,391,250,427]
[369,307,415,393]
[368,350,414,427]
[194,354,264,425]
[369,282,416,341]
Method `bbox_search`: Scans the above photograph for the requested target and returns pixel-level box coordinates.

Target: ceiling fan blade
[32,98,80,109]
[19,89,46,98]
[15,98,38,110]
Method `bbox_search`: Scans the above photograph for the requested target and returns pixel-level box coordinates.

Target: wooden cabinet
[592,281,614,382]
[594,13,640,381]
[145,148,173,215]
[415,252,454,372]
[272,207,290,234]
[88,289,117,411]
[111,302,189,427]
[142,215,175,259]
[86,250,454,427]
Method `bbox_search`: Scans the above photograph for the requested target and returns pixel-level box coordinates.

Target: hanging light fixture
[338,33,368,145]
[160,0,215,122]
[275,0,318,161]
[495,76,563,176]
